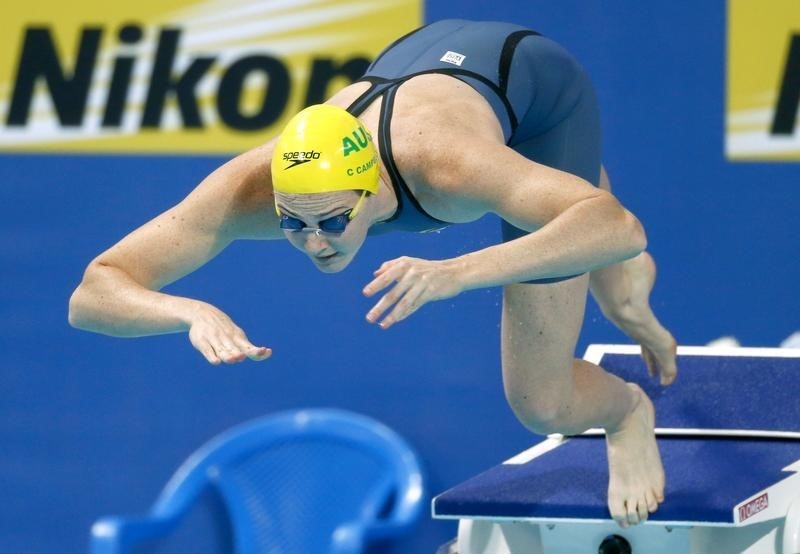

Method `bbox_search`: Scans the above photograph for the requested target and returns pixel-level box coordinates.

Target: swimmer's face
[275,190,369,273]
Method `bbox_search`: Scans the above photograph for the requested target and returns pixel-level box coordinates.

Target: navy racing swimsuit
[347,19,601,282]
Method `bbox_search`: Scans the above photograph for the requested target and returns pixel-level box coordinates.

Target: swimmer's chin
[310,253,351,273]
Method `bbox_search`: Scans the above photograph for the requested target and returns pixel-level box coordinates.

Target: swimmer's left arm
[363,140,645,328]
[443,139,646,287]
[457,169,645,289]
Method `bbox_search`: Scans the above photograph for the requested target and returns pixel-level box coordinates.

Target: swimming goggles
[276,190,368,234]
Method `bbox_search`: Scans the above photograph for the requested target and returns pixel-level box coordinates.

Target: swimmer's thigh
[501,274,590,411]
[500,49,600,396]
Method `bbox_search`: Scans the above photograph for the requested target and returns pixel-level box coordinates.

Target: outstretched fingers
[232,331,272,361]
[363,258,408,297]
[211,342,271,364]
[364,257,464,329]
[188,307,271,365]
[365,276,414,328]
[213,336,246,363]
[364,258,423,329]
[194,337,222,365]
[374,283,427,329]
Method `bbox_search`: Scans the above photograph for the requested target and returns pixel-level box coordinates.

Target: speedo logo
[282,150,321,169]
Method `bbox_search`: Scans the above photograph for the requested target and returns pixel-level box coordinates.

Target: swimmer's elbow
[68,261,111,332]
[68,288,87,330]
[68,281,95,331]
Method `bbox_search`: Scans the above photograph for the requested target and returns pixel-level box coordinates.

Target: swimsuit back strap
[345,77,394,116]
[376,84,447,227]
[498,30,541,95]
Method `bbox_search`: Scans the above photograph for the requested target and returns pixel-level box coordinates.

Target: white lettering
[440,50,466,66]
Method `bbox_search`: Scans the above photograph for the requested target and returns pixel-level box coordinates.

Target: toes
[619,496,652,527]
[611,498,646,528]
[612,492,661,527]
[659,360,678,385]
[655,472,666,500]
[626,499,645,526]
[641,347,657,377]
[614,514,629,529]
[646,490,659,513]
[609,498,629,529]
[642,344,679,386]
[659,338,679,385]
[636,497,650,522]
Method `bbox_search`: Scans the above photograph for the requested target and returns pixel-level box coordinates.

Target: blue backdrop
[2,1,799,553]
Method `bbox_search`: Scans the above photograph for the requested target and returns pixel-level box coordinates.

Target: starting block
[433,346,800,554]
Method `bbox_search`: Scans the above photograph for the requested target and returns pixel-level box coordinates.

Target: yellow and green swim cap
[271,104,379,195]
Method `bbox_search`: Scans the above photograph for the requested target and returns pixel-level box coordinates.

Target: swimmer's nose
[303,231,330,256]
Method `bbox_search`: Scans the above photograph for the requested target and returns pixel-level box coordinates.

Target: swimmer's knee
[505,387,571,435]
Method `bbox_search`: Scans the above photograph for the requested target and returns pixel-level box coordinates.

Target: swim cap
[271,104,379,195]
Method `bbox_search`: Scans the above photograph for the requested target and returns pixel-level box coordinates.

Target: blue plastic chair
[90,409,425,554]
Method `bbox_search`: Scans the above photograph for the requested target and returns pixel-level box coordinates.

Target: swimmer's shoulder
[391,74,505,174]
[388,76,506,222]
[190,140,282,240]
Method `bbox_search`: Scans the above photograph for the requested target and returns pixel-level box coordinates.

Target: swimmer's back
[359,19,591,144]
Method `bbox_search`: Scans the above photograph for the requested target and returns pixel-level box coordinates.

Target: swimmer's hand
[187,302,271,364]
[363,257,464,329]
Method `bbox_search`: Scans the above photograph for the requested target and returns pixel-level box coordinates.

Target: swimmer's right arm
[68,142,282,365]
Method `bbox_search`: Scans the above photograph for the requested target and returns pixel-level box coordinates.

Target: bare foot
[641,340,677,385]
[622,253,678,385]
[605,383,665,528]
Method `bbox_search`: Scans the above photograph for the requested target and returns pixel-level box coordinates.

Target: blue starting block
[433,346,800,554]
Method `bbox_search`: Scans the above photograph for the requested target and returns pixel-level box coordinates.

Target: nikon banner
[727,0,800,160]
[0,0,421,153]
